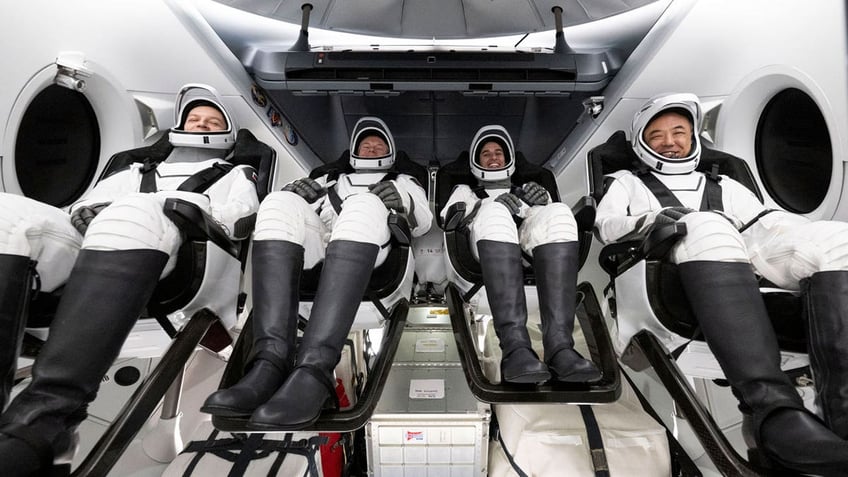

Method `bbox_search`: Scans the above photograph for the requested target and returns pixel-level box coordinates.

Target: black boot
[202,240,303,417]
[803,270,848,439]
[478,240,550,384]
[249,240,379,429]
[679,261,848,476]
[0,255,36,411]
[0,249,168,477]
[534,242,601,383]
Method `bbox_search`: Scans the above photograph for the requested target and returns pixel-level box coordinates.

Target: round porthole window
[755,88,831,213]
[15,85,100,207]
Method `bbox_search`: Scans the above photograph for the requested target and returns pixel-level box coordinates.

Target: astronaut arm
[440,185,478,225]
[394,175,432,237]
[69,164,143,214]
[721,176,769,228]
[206,165,261,240]
[594,178,657,244]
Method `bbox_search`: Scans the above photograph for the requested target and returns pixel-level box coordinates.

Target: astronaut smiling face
[643,110,693,159]
[478,141,506,170]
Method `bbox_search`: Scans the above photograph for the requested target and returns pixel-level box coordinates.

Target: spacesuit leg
[470,201,550,384]
[0,255,36,412]
[755,218,848,439]
[0,195,80,412]
[521,203,600,382]
[0,195,175,475]
[204,191,322,416]
[251,193,386,428]
[674,213,848,475]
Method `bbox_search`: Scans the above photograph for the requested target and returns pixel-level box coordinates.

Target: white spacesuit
[595,93,848,475]
[203,116,432,430]
[441,125,600,384]
[0,84,259,477]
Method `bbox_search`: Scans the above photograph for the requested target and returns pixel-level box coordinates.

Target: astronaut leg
[472,201,550,384]
[0,196,174,476]
[803,271,848,439]
[521,203,600,382]
[204,191,319,417]
[251,193,386,429]
[0,255,36,412]
[674,214,848,475]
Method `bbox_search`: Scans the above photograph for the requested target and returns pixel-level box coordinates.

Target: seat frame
[436,152,620,403]
[209,150,427,433]
[65,128,277,476]
[589,130,808,475]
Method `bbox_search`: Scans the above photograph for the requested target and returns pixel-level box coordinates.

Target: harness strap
[619,366,703,477]
[178,163,236,193]
[636,165,724,212]
[139,161,236,194]
[181,431,326,477]
[579,405,611,477]
[491,414,529,477]
[738,209,777,233]
[634,167,683,208]
[325,171,400,215]
[140,160,158,193]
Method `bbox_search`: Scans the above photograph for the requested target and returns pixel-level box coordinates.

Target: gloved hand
[70,202,110,235]
[495,193,523,215]
[282,177,325,203]
[369,182,405,212]
[650,206,694,229]
[518,181,549,206]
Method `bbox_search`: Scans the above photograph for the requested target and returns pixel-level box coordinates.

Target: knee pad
[672,212,748,263]
[83,194,181,255]
[254,191,324,246]
[470,201,519,244]
[331,193,390,246]
[519,202,578,253]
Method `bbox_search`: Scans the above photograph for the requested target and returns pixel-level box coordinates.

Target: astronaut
[595,93,848,475]
[0,84,259,476]
[441,125,600,384]
[202,117,432,429]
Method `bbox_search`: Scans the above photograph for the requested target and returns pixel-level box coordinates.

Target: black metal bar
[71,310,218,477]
[446,283,620,403]
[630,330,768,477]
[213,299,409,433]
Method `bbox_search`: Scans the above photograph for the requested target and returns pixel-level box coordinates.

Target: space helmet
[350,116,395,170]
[469,125,515,182]
[169,83,236,149]
[631,93,702,174]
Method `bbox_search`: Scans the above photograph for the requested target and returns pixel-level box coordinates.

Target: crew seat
[589,130,808,475]
[212,149,428,433]
[435,151,620,404]
[24,128,278,477]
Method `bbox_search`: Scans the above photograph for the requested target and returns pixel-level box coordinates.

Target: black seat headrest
[309,150,428,189]
[98,129,276,200]
[435,151,560,223]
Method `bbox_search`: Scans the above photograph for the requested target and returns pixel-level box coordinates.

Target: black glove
[282,177,325,203]
[368,182,405,212]
[70,202,110,235]
[518,181,549,206]
[651,206,694,229]
[494,193,523,215]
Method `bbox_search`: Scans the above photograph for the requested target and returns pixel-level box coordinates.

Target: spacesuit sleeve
[206,165,261,240]
[719,176,768,227]
[440,185,479,223]
[594,173,658,244]
[69,163,145,215]
[394,174,432,237]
